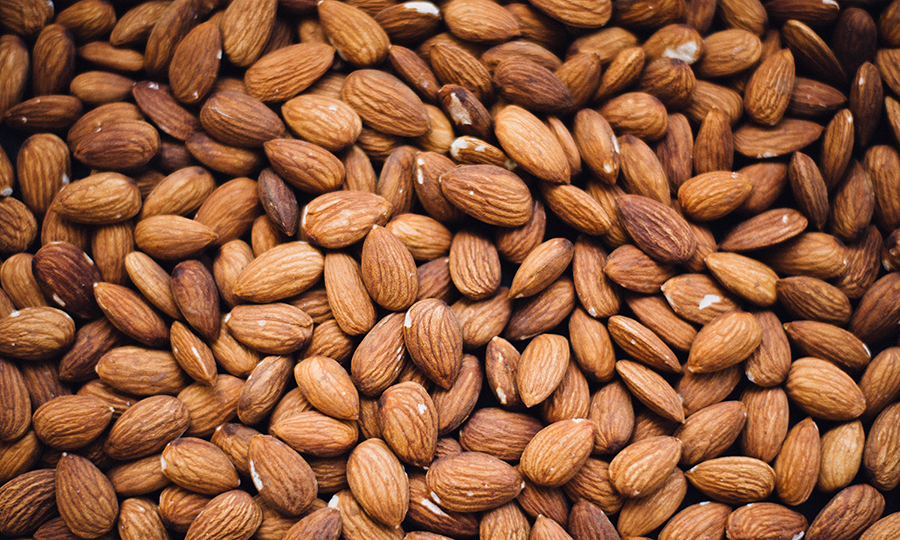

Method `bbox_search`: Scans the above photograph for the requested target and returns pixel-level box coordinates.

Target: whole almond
[56,453,118,539]
[403,298,463,389]
[785,357,866,421]
[519,418,594,487]
[232,241,324,303]
[725,502,808,540]
[185,490,262,540]
[425,451,524,512]
[773,417,821,505]
[32,395,113,451]
[685,456,775,504]
[494,104,570,184]
[616,194,696,265]
[161,437,240,496]
[346,438,409,527]
[608,436,683,498]
[248,435,317,517]
[295,355,359,421]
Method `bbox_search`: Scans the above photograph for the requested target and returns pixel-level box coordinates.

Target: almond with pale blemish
[425,451,524,513]
[660,273,740,325]
[226,303,313,355]
[378,381,439,468]
[248,434,317,517]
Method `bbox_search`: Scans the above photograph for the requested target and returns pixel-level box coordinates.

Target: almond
[425,451,524,512]
[346,438,409,527]
[56,453,118,539]
[616,194,696,264]
[161,437,240,496]
[403,298,463,389]
[233,241,324,303]
[185,489,262,540]
[685,456,775,504]
[725,502,808,540]
[249,435,317,517]
[608,436,682,498]
[785,357,866,421]
[32,395,113,451]
[295,355,359,421]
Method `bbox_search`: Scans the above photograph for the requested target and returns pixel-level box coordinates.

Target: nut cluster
[1,0,900,539]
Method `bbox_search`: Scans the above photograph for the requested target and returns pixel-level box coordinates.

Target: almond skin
[608,436,683,498]
[519,418,594,487]
[425,451,524,512]
[56,453,119,539]
[248,435,317,517]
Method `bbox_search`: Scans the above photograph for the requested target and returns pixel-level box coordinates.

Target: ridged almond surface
[786,357,866,421]
[184,489,262,540]
[233,242,324,303]
[379,381,439,468]
[295,355,359,421]
[248,435,316,517]
[516,333,570,408]
[773,417,821,505]
[687,311,762,373]
[403,298,463,389]
[439,165,532,227]
[425,451,524,512]
[616,359,685,423]
[56,453,119,539]
[519,418,594,487]
[495,105,570,184]
[301,191,392,250]
[608,436,683,498]
[685,456,775,504]
[725,502,808,540]
[161,437,240,496]
[346,438,409,527]
[32,395,113,451]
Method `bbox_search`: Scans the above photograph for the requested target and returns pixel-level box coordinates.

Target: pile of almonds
[2,0,900,538]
